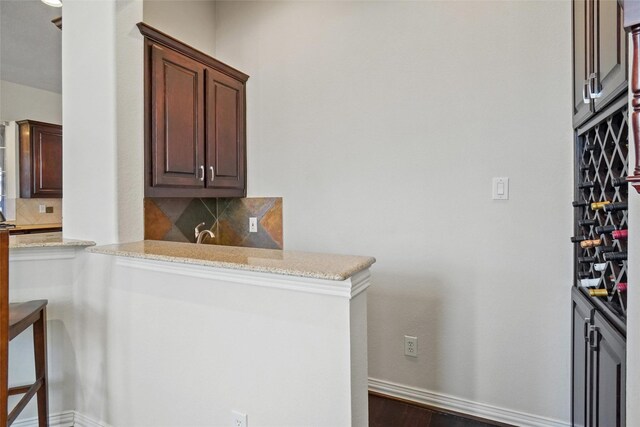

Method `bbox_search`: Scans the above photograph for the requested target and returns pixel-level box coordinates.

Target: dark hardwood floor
[369,393,511,427]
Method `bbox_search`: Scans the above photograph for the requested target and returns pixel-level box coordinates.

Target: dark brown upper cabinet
[17,120,62,199]
[573,0,627,127]
[139,23,248,198]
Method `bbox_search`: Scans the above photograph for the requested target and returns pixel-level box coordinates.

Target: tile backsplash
[15,198,62,224]
[145,197,283,250]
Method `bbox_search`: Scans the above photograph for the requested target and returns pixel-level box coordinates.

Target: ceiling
[0,0,62,93]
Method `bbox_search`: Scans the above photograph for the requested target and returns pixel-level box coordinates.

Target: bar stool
[0,230,49,426]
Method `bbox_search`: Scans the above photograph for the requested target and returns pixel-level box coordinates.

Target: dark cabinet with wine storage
[571,65,628,427]
[571,0,631,422]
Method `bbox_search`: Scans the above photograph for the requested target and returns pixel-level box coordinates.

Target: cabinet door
[593,0,627,111]
[572,288,593,427]
[591,311,625,427]
[574,0,592,126]
[205,67,246,193]
[150,44,205,189]
[19,122,62,198]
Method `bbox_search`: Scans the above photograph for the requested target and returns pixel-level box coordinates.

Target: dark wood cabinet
[573,0,627,127]
[150,44,205,189]
[17,120,62,199]
[139,23,249,198]
[205,67,246,192]
[572,288,626,427]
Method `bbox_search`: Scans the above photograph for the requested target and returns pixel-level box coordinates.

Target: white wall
[143,0,216,56]
[0,79,62,124]
[214,1,573,423]
[62,0,143,244]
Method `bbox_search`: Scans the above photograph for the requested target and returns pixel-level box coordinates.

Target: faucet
[195,222,215,244]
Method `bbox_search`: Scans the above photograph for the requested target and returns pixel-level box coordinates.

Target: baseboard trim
[11,411,107,427]
[73,411,109,427]
[10,411,74,427]
[368,378,570,427]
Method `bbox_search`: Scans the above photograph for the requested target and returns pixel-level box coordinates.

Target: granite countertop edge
[87,241,376,281]
[9,232,96,249]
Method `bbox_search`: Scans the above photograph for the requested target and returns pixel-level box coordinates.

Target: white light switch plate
[492,177,509,200]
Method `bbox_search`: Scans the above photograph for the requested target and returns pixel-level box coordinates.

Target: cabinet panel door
[19,122,62,198]
[593,0,627,111]
[151,44,205,188]
[592,311,625,427]
[572,288,593,427]
[205,67,245,192]
[574,0,592,126]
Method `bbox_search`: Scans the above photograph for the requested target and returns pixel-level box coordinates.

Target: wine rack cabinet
[574,105,628,326]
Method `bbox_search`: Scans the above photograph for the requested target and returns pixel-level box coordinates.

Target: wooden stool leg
[33,308,48,427]
[0,326,7,427]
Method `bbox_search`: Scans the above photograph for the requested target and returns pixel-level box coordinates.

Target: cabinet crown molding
[137,22,249,83]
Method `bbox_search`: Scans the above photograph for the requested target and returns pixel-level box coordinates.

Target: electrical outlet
[249,217,257,233]
[231,411,247,427]
[404,335,418,357]
[39,204,46,213]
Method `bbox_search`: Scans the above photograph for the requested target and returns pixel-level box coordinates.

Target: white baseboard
[73,411,109,427]
[10,411,106,427]
[368,377,570,427]
[10,411,74,427]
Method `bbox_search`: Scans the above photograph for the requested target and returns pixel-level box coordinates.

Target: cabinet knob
[210,166,214,182]
[199,165,205,182]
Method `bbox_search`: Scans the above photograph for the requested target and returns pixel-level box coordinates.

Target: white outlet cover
[404,335,418,357]
[232,411,248,427]
[249,217,258,233]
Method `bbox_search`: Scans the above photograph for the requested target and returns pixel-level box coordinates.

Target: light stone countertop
[9,232,96,249]
[87,240,376,281]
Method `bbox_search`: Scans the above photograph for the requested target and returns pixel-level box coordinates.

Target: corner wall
[214,1,573,423]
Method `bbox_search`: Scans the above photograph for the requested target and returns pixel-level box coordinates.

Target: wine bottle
[573,200,589,207]
[593,263,607,272]
[617,282,628,292]
[597,245,616,254]
[591,201,611,210]
[571,235,588,243]
[603,252,627,261]
[612,229,628,240]
[612,176,628,187]
[580,278,600,287]
[578,181,595,189]
[578,271,592,279]
[585,143,597,151]
[578,219,597,227]
[578,256,597,263]
[589,288,610,297]
[603,202,627,212]
[580,239,602,248]
[595,224,618,234]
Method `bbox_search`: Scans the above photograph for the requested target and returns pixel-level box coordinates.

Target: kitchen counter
[11,222,62,232]
[88,240,375,281]
[10,232,95,248]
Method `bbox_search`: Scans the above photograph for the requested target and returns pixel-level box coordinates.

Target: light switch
[492,177,509,200]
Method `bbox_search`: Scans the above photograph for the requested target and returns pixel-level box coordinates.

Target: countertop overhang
[9,232,95,249]
[87,240,376,281]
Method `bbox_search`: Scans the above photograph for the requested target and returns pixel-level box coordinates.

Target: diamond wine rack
[574,107,628,321]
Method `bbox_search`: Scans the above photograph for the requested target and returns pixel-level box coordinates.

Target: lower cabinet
[572,287,626,427]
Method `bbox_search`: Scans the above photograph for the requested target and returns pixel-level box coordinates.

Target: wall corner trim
[368,378,570,427]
